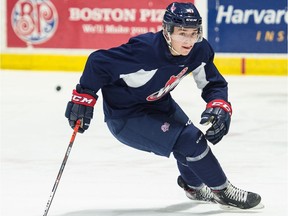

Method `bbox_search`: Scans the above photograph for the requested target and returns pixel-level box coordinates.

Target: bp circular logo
[11,0,58,45]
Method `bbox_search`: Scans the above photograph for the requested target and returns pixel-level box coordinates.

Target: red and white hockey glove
[200,99,232,144]
[65,84,98,133]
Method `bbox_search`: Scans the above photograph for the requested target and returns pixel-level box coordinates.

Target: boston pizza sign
[7,0,190,49]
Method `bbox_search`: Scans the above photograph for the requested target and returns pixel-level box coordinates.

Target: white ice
[0,70,287,216]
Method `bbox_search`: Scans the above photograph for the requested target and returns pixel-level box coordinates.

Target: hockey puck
[56,85,62,91]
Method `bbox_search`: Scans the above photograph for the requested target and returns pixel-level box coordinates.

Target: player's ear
[162,27,171,43]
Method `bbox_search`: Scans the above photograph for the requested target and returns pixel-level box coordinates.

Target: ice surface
[0,70,287,216]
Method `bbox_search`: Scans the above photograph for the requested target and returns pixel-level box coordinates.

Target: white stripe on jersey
[120,69,157,88]
[192,62,209,89]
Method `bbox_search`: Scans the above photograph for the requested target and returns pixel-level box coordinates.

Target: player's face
[170,27,199,56]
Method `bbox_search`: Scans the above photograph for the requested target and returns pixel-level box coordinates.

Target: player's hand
[65,84,98,133]
[200,99,232,144]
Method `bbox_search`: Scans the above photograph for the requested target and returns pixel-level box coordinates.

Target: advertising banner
[208,0,287,53]
[7,0,192,49]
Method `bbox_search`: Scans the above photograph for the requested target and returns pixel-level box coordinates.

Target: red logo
[146,67,188,101]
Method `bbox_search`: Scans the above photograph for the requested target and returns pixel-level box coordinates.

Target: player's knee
[173,125,208,162]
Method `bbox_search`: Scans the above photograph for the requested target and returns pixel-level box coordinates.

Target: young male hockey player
[65,2,262,209]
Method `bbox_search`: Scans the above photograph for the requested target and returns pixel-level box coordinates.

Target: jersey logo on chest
[146,67,188,101]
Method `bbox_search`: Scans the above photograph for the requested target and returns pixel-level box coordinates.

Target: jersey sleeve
[198,40,229,103]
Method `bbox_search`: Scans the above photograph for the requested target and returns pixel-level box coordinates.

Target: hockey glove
[65,84,98,133]
[200,99,232,145]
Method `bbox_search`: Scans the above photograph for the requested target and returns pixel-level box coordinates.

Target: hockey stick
[43,119,81,216]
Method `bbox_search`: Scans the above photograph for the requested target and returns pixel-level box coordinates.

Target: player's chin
[180,48,192,56]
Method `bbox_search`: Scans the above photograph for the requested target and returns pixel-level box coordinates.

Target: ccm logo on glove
[207,99,232,116]
[65,84,98,133]
[200,99,232,145]
[71,89,97,107]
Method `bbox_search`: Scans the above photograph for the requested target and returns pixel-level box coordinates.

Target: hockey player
[65,2,262,209]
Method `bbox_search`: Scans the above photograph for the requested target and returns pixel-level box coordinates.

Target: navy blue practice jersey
[80,30,228,120]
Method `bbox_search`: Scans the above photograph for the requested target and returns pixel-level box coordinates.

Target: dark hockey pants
[172,124,227,188]
[106,108,227,188]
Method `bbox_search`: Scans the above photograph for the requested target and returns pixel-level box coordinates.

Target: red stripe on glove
[71,89,97,107]
[206,99,232,116]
